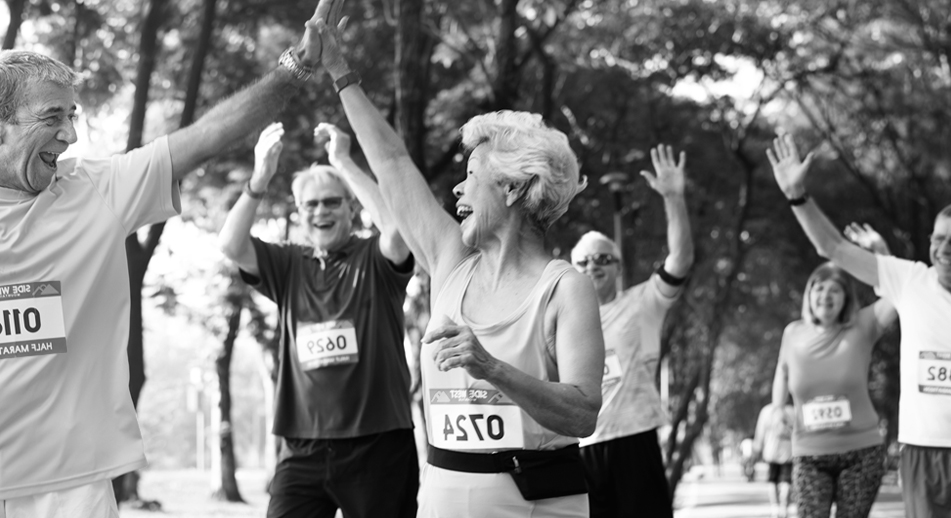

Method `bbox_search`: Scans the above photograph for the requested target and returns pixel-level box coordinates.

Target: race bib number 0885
[0,282,67,360]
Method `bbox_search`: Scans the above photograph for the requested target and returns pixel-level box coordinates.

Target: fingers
[766,147,778,168]
[422,323,462,344]
[311,0,334,25]
[329,0,345,26]
[338,15,349,32]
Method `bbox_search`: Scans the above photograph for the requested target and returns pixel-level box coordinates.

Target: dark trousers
[267,428,419,518]
[580,428,673,518]
[900,444,951,518]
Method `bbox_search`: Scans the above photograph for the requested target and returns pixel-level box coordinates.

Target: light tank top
[422,254,578,453]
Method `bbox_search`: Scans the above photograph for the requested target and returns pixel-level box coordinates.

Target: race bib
[602,349,623,397]
[295,320,359,370]
[429,388,524,450]
[0,281,67,360]
[918,352,951,395]
[802,396,852,431]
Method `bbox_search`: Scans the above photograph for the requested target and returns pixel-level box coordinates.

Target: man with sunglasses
[218,122,418,518]
[570,145,694,518]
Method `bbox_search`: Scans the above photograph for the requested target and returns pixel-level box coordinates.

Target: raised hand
[766,133,814,197]
[845,222,891,256]
[314,0,351,77]
[641,144,686,198]
[423,318,498,380]
[249,122,284,191]
[314,122,351,165]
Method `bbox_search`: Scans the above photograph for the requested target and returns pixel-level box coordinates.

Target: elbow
[571,397,601,438]
[217,234,243,263]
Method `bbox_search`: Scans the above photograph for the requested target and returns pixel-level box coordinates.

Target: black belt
[427,444,579,474]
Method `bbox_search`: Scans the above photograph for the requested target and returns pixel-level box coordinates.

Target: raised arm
[767,134,879,287]
[315,123,411,266]
[423,271,604,437]
[844,223,899,330]
[218,122,284,276]
[167,0,331,181]
[314,2,467,284]
[642,145,694,296]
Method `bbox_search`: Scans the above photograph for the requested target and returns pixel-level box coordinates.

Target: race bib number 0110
[918,351,951,395]
[429,388,524,450]
[296,320,359,370]
[0,281,67,360]
[802,395,852,431]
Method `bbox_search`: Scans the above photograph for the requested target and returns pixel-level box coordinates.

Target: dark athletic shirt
[242,234,413,439]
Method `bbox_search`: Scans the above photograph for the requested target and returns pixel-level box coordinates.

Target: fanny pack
[427,444,588,501]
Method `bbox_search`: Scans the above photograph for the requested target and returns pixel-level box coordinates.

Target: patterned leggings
[794,444,886,518]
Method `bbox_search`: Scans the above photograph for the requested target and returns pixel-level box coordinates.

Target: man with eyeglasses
[570,145,694,518]
[218,122,418,518]
[768,134,951,518]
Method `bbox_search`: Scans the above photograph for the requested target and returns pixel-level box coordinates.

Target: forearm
[331,156,391,234]
[218,193,260,262]
[169,68,304,180]
[486,361,600,438]
[663,193,694,277]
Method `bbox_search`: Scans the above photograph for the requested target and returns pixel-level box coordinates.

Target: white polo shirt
[0,137,180,499]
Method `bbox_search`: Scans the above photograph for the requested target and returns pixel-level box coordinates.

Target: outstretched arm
[767,134,879,287]
[315,123,411,266]
[167,0,332,182]
[218,122,284,276]
[844,223,899,331]
[642,145,694,296]
[314,1,467,286]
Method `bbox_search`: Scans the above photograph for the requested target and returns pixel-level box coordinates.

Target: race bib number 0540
[0,281,67,360]
[918,351,951,396]
[296,320,359,370]
[429,388,524,450]
[802,395,852,431]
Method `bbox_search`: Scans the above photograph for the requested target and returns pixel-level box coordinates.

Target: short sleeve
[367,234,415,296]
[75,136,180,234]
[241,237,297,303]
[877,255,920,307]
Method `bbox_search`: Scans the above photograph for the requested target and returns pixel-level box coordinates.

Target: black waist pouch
[428,444,588,501]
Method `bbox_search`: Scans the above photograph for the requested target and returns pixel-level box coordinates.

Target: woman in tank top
[328,48,605,516]
[772,246,897,518]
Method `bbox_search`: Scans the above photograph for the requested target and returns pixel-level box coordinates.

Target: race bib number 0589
[296,320,359,370]
[918,352,951,396]
[0,281,67,360]
[429,388,524,450]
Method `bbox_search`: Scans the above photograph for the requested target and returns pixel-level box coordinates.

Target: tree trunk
[492,0,519,110]
[1,0,26,49]
[211,298,246,502]
[395,0,436,172]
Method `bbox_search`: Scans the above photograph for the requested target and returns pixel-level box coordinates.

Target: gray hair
[0,50,81,123]
[460,111,586,231]
[290,164,354,204]
[570,231,621,263]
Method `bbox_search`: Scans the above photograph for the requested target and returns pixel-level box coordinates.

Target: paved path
[674,464,905,518]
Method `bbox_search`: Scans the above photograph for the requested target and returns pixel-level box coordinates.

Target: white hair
[570,231,621,262]
[290,164,354,204]
[460,110,586,230]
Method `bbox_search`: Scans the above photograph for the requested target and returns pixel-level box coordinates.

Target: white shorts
[417,463,589,518]
[0,480,118,518]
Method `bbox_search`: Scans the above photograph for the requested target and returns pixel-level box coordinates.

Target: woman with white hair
[314,5,604,517]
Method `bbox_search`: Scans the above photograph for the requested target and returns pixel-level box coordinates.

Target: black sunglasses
[574,253,618,268]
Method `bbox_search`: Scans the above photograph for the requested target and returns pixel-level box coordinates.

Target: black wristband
[788,193,809,206]
[244,181,266,200]
[657,265,687,286]
[333,71,362,94]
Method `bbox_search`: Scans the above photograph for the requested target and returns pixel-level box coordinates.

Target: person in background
[754,403,795,518]
[218,121,418,518]
[570,144,694,518]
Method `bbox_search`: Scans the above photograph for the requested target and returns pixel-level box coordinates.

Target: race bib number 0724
[0,281,67,360]
[429,388,524,450]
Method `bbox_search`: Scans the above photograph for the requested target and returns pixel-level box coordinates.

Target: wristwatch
[279,47,315,83]
[333,71,362,94]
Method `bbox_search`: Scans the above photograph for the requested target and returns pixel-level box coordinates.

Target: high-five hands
[299,0,348,68]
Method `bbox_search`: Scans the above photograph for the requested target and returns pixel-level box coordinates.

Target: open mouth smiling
[456,205,473,220]
[39,152,60,170]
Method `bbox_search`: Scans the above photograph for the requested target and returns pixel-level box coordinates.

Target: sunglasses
[574,253,618,268]
[298,196,346,211]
